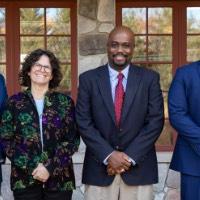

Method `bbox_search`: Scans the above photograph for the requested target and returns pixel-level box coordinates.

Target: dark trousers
[13,185,72,200]
[181,173,200,200]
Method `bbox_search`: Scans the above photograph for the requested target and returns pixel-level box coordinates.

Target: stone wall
[1,0,180,200]
[78,0,114,75]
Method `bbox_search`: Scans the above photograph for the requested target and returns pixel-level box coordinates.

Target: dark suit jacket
[0,74,7,163]
[76,64,164,186]
[169,61,200,176]
[0,74,7,117]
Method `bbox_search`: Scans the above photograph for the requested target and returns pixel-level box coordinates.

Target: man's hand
[32,163,50,182]
[107,151,131,171]
[107,164,125,176]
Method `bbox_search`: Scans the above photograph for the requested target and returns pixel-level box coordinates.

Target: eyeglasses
[33,62,52,73]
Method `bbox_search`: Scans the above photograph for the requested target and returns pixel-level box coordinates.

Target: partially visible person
[76,26,164,200]
[0,73,8,200]
[168,61,200,200]
[0,49,80,200]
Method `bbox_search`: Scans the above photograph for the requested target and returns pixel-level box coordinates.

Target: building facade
[2,0,200,199]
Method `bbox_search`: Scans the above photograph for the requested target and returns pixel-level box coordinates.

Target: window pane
[156,120,173,145]
[0,8,5,34]
[0,36,6,62]
[133,36,146,61]
[47,36,71,62]
[187,7,200,33]
[21,37,44,62]
[122,8,146,34]
[20,8,44,34]
[47,8,71,35]
[148,8,172,34]
[59,64,71,92]
[187,36,200,62]
[148,64,172,91]
[148,36,172,61]
[0,64,6,77]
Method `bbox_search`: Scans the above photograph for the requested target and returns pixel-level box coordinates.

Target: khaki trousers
[84,175,153,200]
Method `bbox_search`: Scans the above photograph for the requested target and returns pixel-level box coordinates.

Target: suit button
[119,128,123,132]
[116,146,119,150]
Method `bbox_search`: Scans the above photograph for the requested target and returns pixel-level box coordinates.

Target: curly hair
[19,49,63,89]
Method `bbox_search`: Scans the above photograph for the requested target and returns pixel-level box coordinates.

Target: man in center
[76,26,164,200]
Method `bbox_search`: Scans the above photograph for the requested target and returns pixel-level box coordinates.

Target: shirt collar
[108,64,130,81]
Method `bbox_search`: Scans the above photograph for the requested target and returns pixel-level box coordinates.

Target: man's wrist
[103,151,114,165]
[128,157,136,166]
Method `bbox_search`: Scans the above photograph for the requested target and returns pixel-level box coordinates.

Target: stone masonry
[1,0,180,200]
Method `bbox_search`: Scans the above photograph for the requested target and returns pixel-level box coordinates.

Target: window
[116,0,200,150]
[0,8,6,77]
[187,7,200,62]
[0,1,77,99]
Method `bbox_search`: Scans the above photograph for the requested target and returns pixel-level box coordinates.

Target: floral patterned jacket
[0,89,80,191]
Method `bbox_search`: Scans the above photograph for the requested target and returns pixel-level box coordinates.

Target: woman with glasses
[0,49,80,200]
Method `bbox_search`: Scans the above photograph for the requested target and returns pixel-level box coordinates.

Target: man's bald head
[107,26,135,71]
[108,26,134,45]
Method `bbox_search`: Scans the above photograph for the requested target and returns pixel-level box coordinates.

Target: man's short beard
[113,58,131,68]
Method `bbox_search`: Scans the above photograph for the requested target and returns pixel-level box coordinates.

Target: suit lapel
[97,65,116,124]
[121,65,142,123]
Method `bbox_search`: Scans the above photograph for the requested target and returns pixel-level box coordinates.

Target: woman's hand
[32,163,50,182]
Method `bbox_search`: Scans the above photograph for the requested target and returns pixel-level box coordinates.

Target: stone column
[78,0,115,75]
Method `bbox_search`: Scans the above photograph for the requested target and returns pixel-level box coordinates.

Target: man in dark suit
[0,73,7,198]
[168,61,200,200]
[76,26,164,200]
